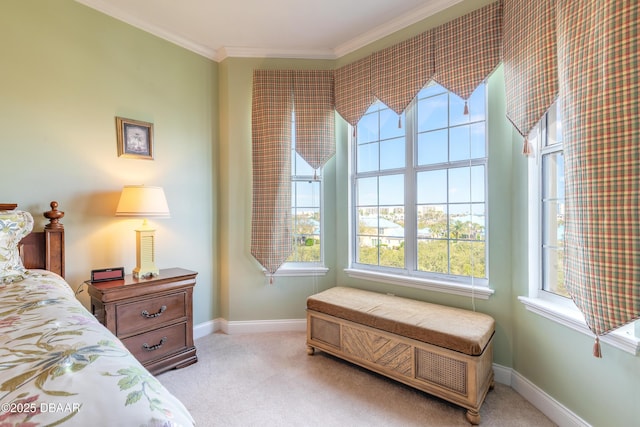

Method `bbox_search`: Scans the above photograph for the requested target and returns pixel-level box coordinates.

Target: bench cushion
[307,286,495,356]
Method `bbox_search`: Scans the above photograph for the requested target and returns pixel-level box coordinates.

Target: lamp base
[133,266,159,279]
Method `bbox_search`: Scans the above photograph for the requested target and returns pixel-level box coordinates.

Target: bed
[0,202,195,426]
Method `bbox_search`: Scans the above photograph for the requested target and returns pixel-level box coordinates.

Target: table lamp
[115,185,170,278]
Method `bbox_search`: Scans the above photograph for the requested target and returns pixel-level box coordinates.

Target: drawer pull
[141,305,167,318]
[142,337,167,351]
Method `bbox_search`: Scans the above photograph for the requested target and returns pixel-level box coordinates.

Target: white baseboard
[192,318,590,427]
[220,318,306,334]
[193,318,220,340]
[494,364,590,427]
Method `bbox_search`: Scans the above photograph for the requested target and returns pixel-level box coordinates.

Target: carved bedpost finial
[44,201,64,229]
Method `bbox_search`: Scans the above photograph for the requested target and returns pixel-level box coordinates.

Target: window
[521,100,639,353]
[539,101,568,298]
[287,112,323,266]
[351,82,488,288]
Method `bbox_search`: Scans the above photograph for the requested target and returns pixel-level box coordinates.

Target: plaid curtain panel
[251,70,293,274]
[558,0,640,342]
[334,56,375,126]
[433,1,503,105]
[293,70,335,170]
[371,31,433,116]
[503,0,558,141]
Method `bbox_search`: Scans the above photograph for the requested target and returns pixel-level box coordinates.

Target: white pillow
[0,210,34,283]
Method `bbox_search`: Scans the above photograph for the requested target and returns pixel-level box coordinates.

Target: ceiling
[75,0,461,61]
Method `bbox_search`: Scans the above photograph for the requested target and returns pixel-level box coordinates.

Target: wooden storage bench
[306,287,495,424]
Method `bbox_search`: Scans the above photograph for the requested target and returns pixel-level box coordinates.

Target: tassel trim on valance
[593,336,602,358]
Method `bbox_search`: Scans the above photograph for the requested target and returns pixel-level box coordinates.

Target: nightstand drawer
[122,322,187,364]
[116,292,186,336]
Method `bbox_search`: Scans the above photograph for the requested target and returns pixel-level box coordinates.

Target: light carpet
[158,331,556,426]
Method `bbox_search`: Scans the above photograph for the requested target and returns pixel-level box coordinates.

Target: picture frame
[116,116,154,160]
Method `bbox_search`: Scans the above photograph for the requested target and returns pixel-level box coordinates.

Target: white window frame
[272,111,328,278]
[519,103,639,355]
[346,83,494,299]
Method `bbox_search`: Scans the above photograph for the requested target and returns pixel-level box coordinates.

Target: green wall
[0,0,218,325]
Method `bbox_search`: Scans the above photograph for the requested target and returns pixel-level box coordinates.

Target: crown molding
[75,0,218,59]
[216,46,336,62]
[333,0,463,58]
[76,0,462,62]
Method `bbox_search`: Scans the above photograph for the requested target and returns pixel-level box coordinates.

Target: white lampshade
[115,185,170,218]
[115,185,170,279]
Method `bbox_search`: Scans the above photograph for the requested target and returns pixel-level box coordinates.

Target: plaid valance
[335,2,503,123]
[251,70,293,275]
[503,0,558,151]
[334,56,376,127]
[293,70,335,170]
[371,32,433,118]
[433,1,503,109]
[558,0,639,354]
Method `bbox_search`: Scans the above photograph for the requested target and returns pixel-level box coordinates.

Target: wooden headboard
[1,201,66,278]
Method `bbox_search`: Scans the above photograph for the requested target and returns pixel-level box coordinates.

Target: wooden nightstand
[86,267,198,375]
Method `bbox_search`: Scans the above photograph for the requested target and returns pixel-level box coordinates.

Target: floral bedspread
[0,270,194,426]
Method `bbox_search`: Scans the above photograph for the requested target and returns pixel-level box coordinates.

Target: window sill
[266,264,329,277]
[344,268,494,299]
[518,296,640,355]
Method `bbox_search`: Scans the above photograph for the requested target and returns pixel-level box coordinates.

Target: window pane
[471,203,486,239]
[417,239,448,274]
[294,180,320,207]
[450,241,486,278]
[357,142,378,173]
[450,94,469,127]
[542,152,564,200]
[357,112,379,144]
[417,205,447,239]
[417,129,448,165]
[289,206,321,262]
[449,167,471,203]
[470,122,486,159]
[358,209,379,236]
[449,203,471,239]
[543,200,564,245]
[380,137,405,170]
[417,93,448,132]
[379,174,404,206]
[380,109,404,140]
[450,125,471,162]
[357,236,379,265]
[471,166,485,203]
[356,177,377,206]
[543,247,566,296]
[417,170,447,204]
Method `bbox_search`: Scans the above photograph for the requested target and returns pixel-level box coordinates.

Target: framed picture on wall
[116,116,154,160]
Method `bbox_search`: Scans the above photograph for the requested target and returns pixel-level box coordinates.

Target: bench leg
[466,409,481,425]
[306,345,315,355]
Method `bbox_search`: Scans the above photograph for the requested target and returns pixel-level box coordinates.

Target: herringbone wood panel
[342,325,412,377]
